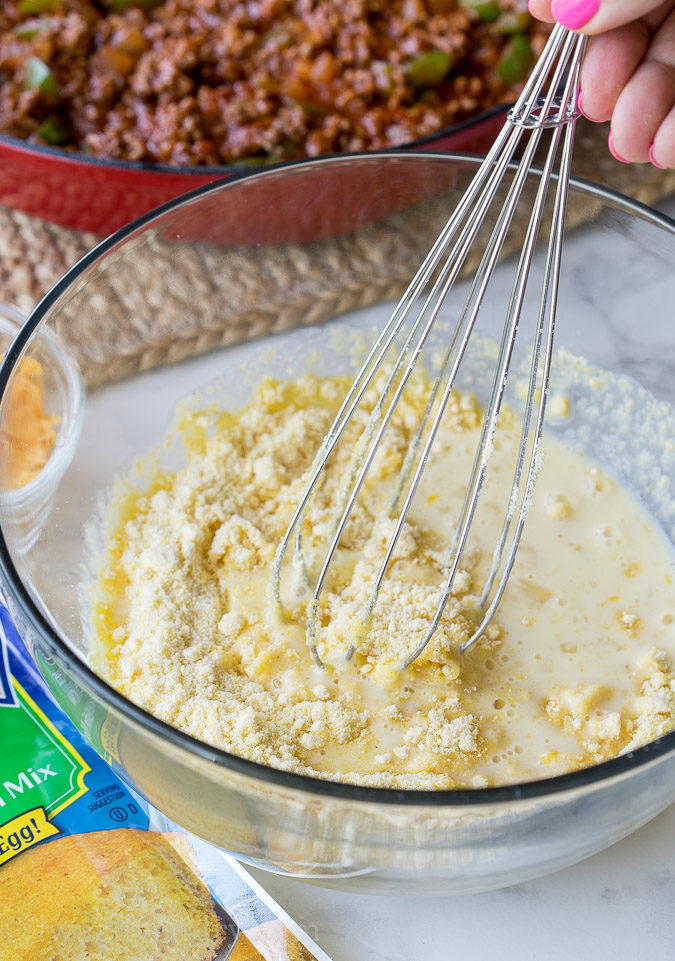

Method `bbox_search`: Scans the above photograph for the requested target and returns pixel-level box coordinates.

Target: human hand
[528,0,675,169]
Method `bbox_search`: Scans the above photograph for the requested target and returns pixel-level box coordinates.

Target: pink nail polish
[550,0,600,30]
[649,144,667,170]
[608,131,628,164]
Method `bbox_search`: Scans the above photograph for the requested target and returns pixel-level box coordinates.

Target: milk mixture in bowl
[90,350,675,790]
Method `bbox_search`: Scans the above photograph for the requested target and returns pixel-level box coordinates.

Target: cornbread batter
[93,373,675,789]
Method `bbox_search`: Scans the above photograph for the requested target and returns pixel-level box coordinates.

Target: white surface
[248,802,675,960]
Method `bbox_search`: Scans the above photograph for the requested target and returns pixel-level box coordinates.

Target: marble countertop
[247,801,675,960]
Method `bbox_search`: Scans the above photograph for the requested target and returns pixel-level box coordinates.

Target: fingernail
[608,130,629,164]
[550,0,600,30]
[649,144,667,170]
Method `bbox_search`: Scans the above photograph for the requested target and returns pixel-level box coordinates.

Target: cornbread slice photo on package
[0,828,238,961]
[0,600,331,961]
[154,824,332,961]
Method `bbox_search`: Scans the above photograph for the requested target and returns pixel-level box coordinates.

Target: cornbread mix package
[0,599,330,961]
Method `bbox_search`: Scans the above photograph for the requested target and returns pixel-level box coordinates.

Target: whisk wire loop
[270,30,572,601]
[272,24,587,669]
[366,94,573,662]
[469,36,587,639]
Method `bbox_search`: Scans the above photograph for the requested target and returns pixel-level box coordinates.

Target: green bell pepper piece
[459,1,501,22]
[494,11,533,34]
[38,116,70,145]
[497,34,534,85]
[404,50,454,88]
[18,0,55,14]
[23,57,58,96]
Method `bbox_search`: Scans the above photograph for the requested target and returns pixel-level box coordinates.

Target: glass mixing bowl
[0,302,84,552]
[0,153,673,896]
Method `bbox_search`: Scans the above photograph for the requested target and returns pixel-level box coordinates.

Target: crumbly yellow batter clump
[94,372,675,789]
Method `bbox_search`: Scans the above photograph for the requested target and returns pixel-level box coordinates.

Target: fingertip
[579,26,651,125]
[608,130,629,164]
[576,88,596,121]
[576,77,611,123]
[527,0,555,23]
[650,107,675,170]
[649,144,667,170]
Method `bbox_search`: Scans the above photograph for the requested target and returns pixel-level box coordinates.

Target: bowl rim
[0,103,510,177]
[1,149,674,808]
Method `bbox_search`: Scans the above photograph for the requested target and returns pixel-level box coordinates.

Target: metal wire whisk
[272,23,587,670]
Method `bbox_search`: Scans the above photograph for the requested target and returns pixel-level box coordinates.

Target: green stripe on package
[0,601,148,866]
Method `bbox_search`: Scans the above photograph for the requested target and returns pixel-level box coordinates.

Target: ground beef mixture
[0,0,547,165]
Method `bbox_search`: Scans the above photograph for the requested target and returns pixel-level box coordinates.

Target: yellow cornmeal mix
[93,373,675,789]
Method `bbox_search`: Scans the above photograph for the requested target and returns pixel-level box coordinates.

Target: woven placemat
[1,119,673,387]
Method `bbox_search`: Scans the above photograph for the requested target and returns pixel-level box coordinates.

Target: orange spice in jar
[1,355,57,489]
